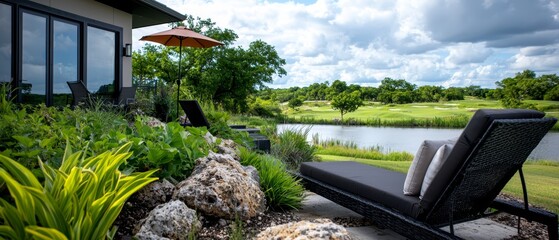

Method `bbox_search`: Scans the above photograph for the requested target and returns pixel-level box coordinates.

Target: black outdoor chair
[298,109,558,239]
[179,100,270,152]
[67,81,91,107]
[115,86,137,106]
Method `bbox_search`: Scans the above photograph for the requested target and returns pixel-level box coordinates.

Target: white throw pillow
[403,139,456,196]
[420,143,454,199]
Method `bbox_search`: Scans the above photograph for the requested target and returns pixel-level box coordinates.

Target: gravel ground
[114,195,551,240]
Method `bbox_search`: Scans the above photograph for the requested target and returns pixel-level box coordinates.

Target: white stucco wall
[29,0,133,87]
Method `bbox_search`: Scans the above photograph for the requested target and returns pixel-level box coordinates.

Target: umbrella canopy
[140,26,223,119]
[140,26,223,48]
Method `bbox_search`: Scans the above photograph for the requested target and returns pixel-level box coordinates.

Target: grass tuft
[239,148,305,210]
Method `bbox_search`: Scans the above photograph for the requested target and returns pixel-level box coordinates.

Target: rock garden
[0,95,551,240]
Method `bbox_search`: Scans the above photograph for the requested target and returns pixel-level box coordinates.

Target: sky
[132,0,559,89]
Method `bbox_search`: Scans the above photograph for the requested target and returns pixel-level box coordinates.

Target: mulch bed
[113,193,553,239]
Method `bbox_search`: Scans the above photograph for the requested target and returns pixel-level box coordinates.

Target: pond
[278,124,559,161]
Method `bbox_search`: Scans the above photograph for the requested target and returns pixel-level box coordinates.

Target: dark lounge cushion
[300,161,422,217]
[419,109,545,211]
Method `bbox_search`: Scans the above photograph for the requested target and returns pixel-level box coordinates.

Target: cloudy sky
[132,0,559,89]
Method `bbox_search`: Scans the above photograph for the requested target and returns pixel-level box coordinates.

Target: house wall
[28,0,133,87]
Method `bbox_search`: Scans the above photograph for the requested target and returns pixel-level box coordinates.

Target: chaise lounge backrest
[419,109,553,224]
[179,100,211,128]
[67,81,90,106]
[116,86,137,105]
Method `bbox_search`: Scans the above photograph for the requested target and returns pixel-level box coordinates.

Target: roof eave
[95,0,185,28]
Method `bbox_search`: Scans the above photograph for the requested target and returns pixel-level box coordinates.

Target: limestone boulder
[204,132,217,145]
[256,219,352,240]
[130,179,175,209]
[216,139,239,159]
[134,200,200,240]
[173,152,266,220]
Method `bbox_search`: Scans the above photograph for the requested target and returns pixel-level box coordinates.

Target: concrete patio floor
[295,192,519,240]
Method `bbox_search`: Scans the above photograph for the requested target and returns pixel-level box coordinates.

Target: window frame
[1,0,123,105]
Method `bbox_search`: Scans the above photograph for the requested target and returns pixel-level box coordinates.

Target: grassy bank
[317,153,559,216]
[283,98,559,130]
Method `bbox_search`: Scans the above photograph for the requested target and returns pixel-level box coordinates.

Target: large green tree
[331,90,363,122]
[377,78,416,104]
[495,70,559,108]
[133,15,286,112]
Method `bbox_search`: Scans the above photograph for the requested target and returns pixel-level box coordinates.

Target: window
[3,0,123,106]
[53,20,78,106]
[87,26,116,97]
[0,3,12,85]
[21,11,47,105]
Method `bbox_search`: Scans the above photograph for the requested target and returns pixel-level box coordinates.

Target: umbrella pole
[177,40,182,120]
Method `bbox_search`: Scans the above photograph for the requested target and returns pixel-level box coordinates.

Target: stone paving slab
[295,192,518,240]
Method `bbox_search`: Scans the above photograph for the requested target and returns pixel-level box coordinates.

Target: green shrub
[0,142,158,239]
[271,126,317,171]
[239,148,305,210]
[111,118,212,181]
[153,88,173,122]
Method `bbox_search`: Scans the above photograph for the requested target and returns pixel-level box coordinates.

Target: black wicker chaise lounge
[67,81,91,107]
[299,109,558,239]
[178,100,270,152]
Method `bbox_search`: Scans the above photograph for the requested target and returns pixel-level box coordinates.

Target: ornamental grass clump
[0,142,158,240]
[239,148,305,210]
[270,126,317,171]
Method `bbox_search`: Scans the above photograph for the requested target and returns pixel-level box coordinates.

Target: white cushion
[403,139,456,196]
[420,143,454,199]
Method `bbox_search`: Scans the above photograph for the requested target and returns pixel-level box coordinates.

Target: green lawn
[286,98,559,129]
[288,98,500,121]
[317,154,559,215]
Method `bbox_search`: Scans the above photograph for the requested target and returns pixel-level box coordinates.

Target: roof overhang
[95,0,185,28]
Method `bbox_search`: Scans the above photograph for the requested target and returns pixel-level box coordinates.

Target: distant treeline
[256,70,559,107]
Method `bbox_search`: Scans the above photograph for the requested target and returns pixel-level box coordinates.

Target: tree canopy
[331,90,363,121]
[495,70,559,108]
[133,15,286,112]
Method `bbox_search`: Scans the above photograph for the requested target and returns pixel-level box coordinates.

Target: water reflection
[0,4,11,84]
[278,124,559,161]
[87,26,115,95]
[22,12,47,104]
[53,20,78,106]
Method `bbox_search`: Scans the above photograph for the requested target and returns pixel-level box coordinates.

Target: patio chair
[115,86,137,106]
[179,100,270,152]
[298,109,558,239]
[67,81,91,107]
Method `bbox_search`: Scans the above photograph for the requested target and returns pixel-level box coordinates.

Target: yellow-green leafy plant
[0,142,158,240]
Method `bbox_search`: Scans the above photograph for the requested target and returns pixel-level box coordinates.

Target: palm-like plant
[0,142,158,239]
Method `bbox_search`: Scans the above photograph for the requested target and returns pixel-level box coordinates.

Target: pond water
[277,124,559,161]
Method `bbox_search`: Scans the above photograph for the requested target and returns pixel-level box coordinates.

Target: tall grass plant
[239,148,305,210]
[270,126,317,171]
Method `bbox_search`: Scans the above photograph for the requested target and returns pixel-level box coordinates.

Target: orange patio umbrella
[140,26,223,118]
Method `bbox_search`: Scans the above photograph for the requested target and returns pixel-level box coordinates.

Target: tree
[206,40,286,112]
[288,97,304,110]
[360,87,378,101]
[132,15,286,113]
[331,91,363,122]
[442,87,464,101]
[415,85,443,102]
[377,78,416,104]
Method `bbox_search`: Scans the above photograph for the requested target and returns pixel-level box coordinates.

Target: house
[0,0,184,106]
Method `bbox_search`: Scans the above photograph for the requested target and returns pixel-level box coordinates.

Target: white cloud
[132,0,559,88]
[511,45,559,72]
[445,43,494,66]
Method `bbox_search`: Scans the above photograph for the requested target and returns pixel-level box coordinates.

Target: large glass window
[87,26,116,97]
[0,3,12,86]
[52,20,78,106]
[21,12,47,105]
